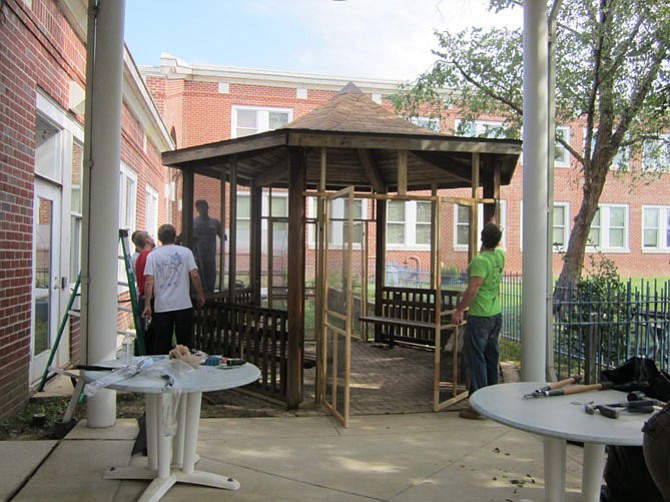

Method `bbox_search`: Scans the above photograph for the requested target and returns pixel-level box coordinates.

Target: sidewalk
[2,342,587,501]
[4,413,586,502]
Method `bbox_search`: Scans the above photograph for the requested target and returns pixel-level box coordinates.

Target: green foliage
[392,0,670,284]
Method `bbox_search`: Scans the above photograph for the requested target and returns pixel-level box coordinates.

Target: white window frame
[554,126,571,168]
[119,163,137,232]
[587,204,629,253]
[306,196,368,250]
[551,202,570,251]
[408,116,441,132]
[386,200,433,251]
[642,206,670,252]
[585,127,630,171]
[455,119,506,138]
[453,201,507,251]
[642,134,670,173]
[145,185,159,239]
[231,105,293,138]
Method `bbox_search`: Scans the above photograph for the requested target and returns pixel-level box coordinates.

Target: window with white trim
[552,202,570,251]
[453,201,507,250]
[455,119,506,138]
[386,200,433,250]
[119,164,137,233]
[585,128,630,171]
[588,204,628,251]
[642,206,670,251]
[231,106,293,138]
[306,197,368,249]
[408,116,440,132]
[235,191,291,252]
[145,185,159,239]
[642,135,670,173]
[519,201,569,252]
[555,126,571,167]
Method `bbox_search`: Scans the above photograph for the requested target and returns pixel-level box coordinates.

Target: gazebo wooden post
[483,160,502,225]
[373,196,387,343]
[315,148,327,403]
[227,155,238,300]
[250,180,262,305]
[287,148,306,408]
[181,169,195,247]
[219,168,226,293]
[469,152,480,263]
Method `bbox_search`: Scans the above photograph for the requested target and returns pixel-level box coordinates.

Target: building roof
[162,83,521,192]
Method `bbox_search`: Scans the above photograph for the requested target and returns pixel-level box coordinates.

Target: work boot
[459,407,482,420]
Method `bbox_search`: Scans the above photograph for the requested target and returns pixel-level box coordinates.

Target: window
[70,141,83,282]
[306,196,368,249]
[555,126,571,167]
[588,204,628,252]
[386,200,433,249]
[454,202,507,250]
[455,119,506,138]
[408,116,441,132]
[642,135,670,173]
[642,206,670,252]
[585,128,630,171]
[232,106,292,138]
[145,185,159,239]
[119,164,137,232]
[552,203,570,251]
[236,191,292,252]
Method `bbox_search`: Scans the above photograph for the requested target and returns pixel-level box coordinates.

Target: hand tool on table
[584,402,620,419]
[626,390,667,406]
[524,374,581,398]
[531,380,615,398]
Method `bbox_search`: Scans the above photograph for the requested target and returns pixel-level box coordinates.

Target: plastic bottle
[122,334,134,366]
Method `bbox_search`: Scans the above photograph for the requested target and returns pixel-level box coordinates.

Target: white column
[521,0,548,381]
[83,0,126,427]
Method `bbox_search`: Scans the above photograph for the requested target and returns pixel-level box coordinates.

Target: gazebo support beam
[357,148,385,192]
[287,148,306,409]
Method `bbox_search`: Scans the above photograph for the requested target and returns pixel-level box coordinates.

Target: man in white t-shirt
[142,224,205,354]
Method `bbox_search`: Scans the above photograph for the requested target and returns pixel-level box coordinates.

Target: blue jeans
[464,314,502,395]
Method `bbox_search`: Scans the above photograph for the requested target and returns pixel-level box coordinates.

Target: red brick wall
[0,0,87,417]
[0,0,170,418]
[148,62,670,282]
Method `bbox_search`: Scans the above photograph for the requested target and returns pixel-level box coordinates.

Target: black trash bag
[600,358,670,502]
[601,357,670,402]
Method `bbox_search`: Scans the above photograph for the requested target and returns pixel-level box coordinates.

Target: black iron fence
[498,275,670,377]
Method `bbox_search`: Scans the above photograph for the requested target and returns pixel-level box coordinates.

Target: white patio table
[470,381,647,502]
[83,357,260,502]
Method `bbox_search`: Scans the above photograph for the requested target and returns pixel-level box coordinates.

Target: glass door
[31,179,62,383]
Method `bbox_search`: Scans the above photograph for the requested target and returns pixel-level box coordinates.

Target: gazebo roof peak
[336,81,363,95]
[279,81,435,135]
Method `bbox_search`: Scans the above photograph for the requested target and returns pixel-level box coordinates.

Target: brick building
[0,0,172,417]
[142,53,670,281]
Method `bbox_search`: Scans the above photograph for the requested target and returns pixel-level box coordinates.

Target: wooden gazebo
[162,83,521,418]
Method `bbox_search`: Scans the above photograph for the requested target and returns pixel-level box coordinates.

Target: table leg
[543,436,566,502]
[172,393,187,467]
[146,394,158,471]
[182,391,202,474]
[582,443,607,502]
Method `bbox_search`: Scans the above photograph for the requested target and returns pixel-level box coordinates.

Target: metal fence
[498,275,670,378]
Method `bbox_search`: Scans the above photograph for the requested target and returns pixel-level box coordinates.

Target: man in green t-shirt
[451,222,505,419]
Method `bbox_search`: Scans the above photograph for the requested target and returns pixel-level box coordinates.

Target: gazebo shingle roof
[281,82,436,136]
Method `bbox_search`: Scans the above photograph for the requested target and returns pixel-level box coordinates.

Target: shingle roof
[281,82,435,135]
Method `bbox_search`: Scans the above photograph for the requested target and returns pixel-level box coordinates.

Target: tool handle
[546,381,613,396]
[537,374,581,393]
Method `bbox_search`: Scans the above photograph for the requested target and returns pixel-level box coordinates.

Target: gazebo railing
[194,296,289,403]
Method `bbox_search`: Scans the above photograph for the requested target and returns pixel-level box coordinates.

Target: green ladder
[37,229,146,392]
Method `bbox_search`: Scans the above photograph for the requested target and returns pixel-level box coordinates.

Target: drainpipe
[80,0,126,427]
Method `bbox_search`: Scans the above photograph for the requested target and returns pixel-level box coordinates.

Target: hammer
[584,402,620,419]
[524,375,581,398]
[542,381,614,397]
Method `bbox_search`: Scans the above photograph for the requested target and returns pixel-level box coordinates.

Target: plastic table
[83,358,261,502]
[470,381,647,502]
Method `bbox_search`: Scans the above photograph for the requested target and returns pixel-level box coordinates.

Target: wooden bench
[359,286,462,348]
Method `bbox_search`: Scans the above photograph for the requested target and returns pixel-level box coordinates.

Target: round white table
[83,358,261,502]
[470,381,648,502]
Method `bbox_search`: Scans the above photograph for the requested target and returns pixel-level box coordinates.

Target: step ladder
[37,229,146,391]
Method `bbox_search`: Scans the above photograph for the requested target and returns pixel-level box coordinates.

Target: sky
[124,0,522,82]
